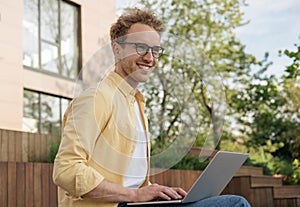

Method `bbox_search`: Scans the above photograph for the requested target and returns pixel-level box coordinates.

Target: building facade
[0,0,116,136]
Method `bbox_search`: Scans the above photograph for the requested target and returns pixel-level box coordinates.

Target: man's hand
[82,180,187,203]
[132,183,187,202]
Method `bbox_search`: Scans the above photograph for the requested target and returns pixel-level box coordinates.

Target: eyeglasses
[116,41,164,58]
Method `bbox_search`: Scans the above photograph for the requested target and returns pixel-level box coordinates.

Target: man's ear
[112,42,120,56]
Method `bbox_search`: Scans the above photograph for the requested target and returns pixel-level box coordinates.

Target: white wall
[0,0,23,130]
[0,0,116,131]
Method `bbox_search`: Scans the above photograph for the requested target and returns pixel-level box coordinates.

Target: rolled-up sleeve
[53,88,110,197]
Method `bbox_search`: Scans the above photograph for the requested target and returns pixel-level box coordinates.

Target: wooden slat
[8,130,16,162]
[1,130,9,161]
[15,131,23,161]
[46,135,51,161]
[253,187,274,207]
[274,186,300,198]
[28,133,35,161]
[7,162,17,207]
[0,130,2,159]
[40,134,46,162]
[236,166,264,176]
[16,162,26,207]
[22,132,29,162]
[25,162,34,207]
[49,164,58,207]
[34,133,41,162]
[274,198,298,207]
[150,169,201,191]
[0,162,8,207]
[223,177,253,205]
[251,176,282,187]
[33,163,42,207]
[42,163,50,207]
[172,170,180,188]
[45,134,51,162]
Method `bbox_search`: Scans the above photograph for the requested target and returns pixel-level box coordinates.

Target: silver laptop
[127,151,248,205]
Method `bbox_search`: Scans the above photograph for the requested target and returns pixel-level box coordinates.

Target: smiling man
[53,8,251,207]
[114,25,161,87]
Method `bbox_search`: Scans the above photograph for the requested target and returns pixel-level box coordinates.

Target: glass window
[23,0,80,79]
[61,1,80,79]
[40,0,59,43]
[23,0,39,68]
[40,93,61,136]
[23,90,39,133]
[41,41,60,73]
[23,90,71,137]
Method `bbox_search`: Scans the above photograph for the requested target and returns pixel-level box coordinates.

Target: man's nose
[142,49,154,61]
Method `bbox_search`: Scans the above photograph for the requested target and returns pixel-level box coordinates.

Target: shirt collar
[107,71,145,103]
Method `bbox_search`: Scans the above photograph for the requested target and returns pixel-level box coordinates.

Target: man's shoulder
[74,72,122,103]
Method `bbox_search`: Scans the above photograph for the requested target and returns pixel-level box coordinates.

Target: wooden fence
[1,162,236,207]
[0,129,60,162]
[2,129,298,207]
[0,161,278,207]
[0,161,200,207]
[150,168,201,191]
[0,162,57,207]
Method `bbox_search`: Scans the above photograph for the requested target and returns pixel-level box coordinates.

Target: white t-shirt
[123,102,148,189]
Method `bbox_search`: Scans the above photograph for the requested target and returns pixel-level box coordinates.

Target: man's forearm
[82,180,186,203]
[82,179,137,202]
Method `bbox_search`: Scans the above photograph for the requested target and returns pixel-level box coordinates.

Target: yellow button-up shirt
[53,72,150,207]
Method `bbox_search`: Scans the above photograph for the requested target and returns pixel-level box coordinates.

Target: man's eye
[137,44,148,51]
[152,47,161,53]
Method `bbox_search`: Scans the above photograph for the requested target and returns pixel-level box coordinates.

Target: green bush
[47,140,60,163]
[150,150,209,170]
[171,154,209,170]
[292,159,300,184]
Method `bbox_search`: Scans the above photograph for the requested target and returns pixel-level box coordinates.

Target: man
[53,8,251,207]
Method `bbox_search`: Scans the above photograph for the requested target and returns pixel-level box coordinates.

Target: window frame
[23,89,71,136]
[23,0,82,80]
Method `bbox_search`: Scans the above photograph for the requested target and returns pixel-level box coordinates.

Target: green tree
[134,1,300,183]
[137,0,263,157]
[276,41,300,179]
[228,40,300,183]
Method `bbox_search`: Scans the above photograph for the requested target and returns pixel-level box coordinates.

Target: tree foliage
[135,0,299,183]
[137,0,260,154]
[228,41,300,183]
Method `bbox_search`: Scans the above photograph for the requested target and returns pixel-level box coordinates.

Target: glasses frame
[116,41,164,58]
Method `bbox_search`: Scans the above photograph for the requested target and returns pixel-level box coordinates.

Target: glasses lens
[133,43,163,58]
[136,43,148,56]
[152,46,163,58]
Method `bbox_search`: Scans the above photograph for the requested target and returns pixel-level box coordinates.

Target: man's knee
[230,195,251,207]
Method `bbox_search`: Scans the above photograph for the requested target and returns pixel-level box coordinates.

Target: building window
[23,89,70,137]
[23,0,81,79]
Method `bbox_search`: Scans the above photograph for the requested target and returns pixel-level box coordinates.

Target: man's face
[114,23,162,88]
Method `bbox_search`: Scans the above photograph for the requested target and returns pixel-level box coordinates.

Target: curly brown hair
[110,8,165,42]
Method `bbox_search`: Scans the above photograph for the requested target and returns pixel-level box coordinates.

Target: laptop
[127,151,248,205]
